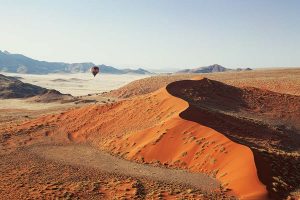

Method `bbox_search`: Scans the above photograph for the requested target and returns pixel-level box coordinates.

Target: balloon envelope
[90,66,99,77]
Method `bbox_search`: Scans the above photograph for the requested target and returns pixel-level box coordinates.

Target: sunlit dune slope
[7,78,272,199]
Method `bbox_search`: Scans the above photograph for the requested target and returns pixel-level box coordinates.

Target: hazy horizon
[2,71,150,96]
[1,0,299,70]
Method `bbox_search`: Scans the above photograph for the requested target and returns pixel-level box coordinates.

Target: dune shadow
[166,78,300,199]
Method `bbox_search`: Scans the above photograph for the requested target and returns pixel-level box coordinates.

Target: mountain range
[0,50,152,75]
[176,64,252,73]
[0,51,253,75]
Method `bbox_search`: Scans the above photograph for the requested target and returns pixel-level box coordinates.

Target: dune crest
[105,86,268,199]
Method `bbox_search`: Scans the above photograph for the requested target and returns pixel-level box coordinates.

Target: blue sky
[0,0,299,70]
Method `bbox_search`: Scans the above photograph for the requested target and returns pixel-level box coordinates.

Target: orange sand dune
[11,79,269,199]
[105,88,268,199]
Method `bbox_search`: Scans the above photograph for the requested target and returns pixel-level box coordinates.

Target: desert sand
[1,69,299,199]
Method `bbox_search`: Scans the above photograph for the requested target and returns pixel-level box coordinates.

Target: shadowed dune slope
[166,78,300,199]
[168,78,300,149]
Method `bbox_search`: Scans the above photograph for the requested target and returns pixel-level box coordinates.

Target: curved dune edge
[104,86,268,199]
[11,79,269,199]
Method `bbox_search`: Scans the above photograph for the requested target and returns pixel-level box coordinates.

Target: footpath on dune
[4,78,275,199]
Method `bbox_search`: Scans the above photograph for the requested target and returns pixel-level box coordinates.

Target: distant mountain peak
[176,64,252,74]
[0,50,11,55]
[176,64,228,74]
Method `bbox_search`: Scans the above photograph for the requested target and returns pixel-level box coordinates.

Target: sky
[0,0,299,70]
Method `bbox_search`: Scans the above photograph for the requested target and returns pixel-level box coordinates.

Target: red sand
[7,79,270,199]
[106,88,268,199]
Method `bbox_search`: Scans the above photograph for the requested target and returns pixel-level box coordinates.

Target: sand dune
[4,78,284,199]
[3,76,300,199]
[106,84,268,199]
[27,89,75,103]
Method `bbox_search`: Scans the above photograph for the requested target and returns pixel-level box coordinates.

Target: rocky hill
[0,74,47,98]
[0,74,73,102]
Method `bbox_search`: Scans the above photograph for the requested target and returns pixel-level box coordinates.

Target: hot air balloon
[90,66,99,77]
